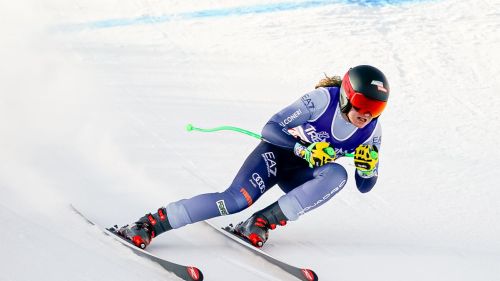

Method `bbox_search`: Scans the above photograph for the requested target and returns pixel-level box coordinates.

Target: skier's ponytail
[314,73,342,89]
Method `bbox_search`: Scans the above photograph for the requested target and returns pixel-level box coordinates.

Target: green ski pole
[186,124,262,140]
[186,123,357,158]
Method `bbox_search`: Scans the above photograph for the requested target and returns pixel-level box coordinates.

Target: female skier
[117,65,390,249]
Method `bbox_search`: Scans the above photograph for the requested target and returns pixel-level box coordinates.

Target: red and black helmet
[339,65,390,118]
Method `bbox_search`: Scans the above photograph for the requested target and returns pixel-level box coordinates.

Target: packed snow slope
[1,0,499,280]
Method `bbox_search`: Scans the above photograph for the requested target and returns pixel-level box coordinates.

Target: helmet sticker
[371,80,388,93]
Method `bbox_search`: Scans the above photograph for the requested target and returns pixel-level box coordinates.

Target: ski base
[206,221,318,281]
[71,205,203,281]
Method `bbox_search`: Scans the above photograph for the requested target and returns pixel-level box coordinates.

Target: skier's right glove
[294,141,335,168]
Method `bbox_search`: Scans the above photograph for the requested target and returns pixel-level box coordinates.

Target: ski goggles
[342,78,387,118]
[349,92,387,118]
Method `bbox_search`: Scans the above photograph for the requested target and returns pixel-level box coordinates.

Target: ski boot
[234,201,288,247]
[115,207,173,249]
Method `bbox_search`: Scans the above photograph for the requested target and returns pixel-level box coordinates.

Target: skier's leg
[277,162,348,221]
[166,141,282,229]
[118,141,283,248]
[235,163,347,247]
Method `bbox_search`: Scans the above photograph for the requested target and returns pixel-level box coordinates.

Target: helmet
[339,65,390,118]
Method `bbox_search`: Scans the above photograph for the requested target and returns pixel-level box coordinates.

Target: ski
[70,205,203,281]
[204,221,318,281]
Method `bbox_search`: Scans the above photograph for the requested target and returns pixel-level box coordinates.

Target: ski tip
[186,266,204,281]
[301,268,318,281]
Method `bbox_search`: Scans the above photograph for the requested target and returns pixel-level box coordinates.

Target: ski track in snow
[1,0,500,280]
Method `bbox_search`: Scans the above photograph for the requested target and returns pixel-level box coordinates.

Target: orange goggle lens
[349,92,386,118]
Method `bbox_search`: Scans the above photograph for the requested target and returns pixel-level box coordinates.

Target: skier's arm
[261,88,330,149]
[355,122,382,193]
[355,165,378,193]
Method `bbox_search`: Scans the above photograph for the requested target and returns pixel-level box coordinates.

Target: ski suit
[166,87,382,229]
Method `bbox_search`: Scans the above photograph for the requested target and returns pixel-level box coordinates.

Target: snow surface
[1,0,500,280]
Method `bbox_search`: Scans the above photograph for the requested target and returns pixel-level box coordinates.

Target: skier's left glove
[354,144,379,177]
[294,141,335,168]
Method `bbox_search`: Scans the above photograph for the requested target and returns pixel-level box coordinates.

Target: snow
[1,0,499,280]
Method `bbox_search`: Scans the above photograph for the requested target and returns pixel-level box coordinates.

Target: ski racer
[117,65,390,249]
